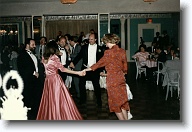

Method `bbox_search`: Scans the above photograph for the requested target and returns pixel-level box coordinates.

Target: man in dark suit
[152,32,162,48]
[162,30,170,50]
[35,36,47,61]
[69,36,83,98]
[17,38,45,120]
[57,36,70,82]
[70,33,104,107]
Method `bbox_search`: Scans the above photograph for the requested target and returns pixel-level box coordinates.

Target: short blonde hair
[101,33,120,44]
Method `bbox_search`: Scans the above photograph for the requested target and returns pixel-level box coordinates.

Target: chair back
[134,58,146,79]
[165,70,180,100]
[167,70,180,84]
[134,58,140,68]
[157,61,164,71]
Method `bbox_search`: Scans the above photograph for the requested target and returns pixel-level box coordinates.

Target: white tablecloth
[146,60,157,68]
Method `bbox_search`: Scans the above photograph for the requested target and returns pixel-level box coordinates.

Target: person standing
[36,41,84,120]
[161,30,170,50]
[70,33,104,107]
[57,36,70,82]
[69,36,83,98]
[17,38,45,120]
[152,32,162,48]
[84,33,130,120]
[35,36,47,61]
[56,30,62,43]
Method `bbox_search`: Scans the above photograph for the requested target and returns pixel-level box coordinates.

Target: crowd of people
[0,30,131,120]
[0,28,180,120]
[132,30,180,83]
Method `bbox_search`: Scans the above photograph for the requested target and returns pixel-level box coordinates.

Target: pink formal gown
[36,54,83,120]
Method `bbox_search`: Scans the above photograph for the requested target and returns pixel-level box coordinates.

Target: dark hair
[69,36,79,43]
[139,44,146,51]
[64,34,71,40]
[25,38,34,47]
[156,46,163,51]
[40,36,47,43]
[174,50,180,58]
[43,40,58,60]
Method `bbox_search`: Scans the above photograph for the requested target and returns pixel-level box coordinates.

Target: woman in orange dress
[85,33,130,120]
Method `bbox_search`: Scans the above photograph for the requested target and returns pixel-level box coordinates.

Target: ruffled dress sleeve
[51,55,66,72]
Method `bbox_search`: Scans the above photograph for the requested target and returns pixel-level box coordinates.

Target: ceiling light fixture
[60,0,77,4]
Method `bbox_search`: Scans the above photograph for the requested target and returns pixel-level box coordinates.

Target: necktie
[40,46,42,59]
[72,47,74,54]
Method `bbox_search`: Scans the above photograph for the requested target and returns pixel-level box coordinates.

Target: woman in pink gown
[36,41,85,120]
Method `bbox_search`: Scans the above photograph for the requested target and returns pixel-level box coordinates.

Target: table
[145,60,157,68]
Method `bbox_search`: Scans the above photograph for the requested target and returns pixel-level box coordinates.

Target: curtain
[45,20,98,41]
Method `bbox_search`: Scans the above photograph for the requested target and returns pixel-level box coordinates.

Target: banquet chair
[165,70,180,100]
[156,61,164,85]
[134,58,146,79]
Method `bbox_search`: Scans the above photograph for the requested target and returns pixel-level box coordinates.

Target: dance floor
[70,62,180,120]
[0,62,180,120]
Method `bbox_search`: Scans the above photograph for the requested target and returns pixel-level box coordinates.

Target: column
[25,20,31,38]
[120,16,125,50]
[39,21,42,37]
[127,18,131,61]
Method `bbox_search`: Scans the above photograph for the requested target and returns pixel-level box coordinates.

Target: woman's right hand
[78,70,86,76]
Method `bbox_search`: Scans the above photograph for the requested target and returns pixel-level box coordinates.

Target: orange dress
[91,45,129,113]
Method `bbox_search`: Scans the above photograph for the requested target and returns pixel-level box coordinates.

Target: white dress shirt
[88,43,97,67]
[58,46,67,65]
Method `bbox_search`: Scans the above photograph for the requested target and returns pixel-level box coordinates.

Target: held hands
[78,70,86,76]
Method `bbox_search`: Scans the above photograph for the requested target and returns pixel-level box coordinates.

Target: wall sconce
[0,30,7,36]
[60,0,77,4]
[146,18,153,23]
[33,29,39,34]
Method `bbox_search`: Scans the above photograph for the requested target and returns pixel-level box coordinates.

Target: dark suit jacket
[70,44,82,71]
[17,50,45,108]
[157,51,167,70]
[73,44,105,74]
[153,36,162,45]
[17,50,37,81]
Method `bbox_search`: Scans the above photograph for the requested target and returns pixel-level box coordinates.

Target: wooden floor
[0,62,180,120]
[70,62,180,120]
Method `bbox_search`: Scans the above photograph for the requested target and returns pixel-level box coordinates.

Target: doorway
[138,23,161,48]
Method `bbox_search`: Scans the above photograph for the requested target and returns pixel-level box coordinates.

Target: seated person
[173,49,180,60]
[166,46,176,60]
[146,46,167,81]
[161,50,180,86]
[132,44,150,67]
